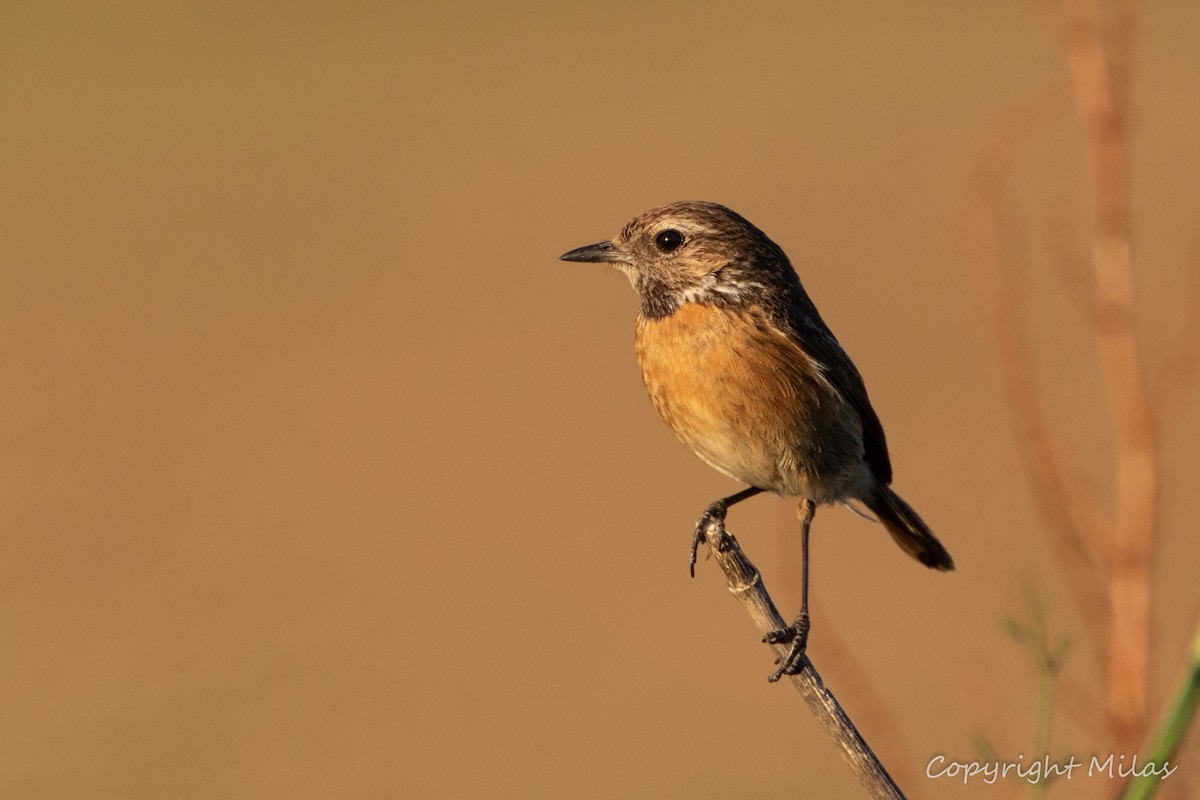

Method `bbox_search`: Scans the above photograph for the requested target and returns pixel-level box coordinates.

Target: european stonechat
[561,201,953,680]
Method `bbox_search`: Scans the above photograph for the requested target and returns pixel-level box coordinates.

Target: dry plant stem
[967,0,1158,750]
[966,113,1110,665]
[1062,0,1156,746]
[700,518,905,800]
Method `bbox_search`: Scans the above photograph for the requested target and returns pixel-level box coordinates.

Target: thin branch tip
[692,514,906,800]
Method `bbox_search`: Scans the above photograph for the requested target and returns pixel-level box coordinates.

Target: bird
[560,201,953,680]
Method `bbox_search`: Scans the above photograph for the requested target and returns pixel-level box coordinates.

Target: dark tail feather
[864,485,954,571]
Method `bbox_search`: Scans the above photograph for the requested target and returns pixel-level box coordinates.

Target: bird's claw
[765,611,811,682]
[763,627,796,645]
[689,501,728,577]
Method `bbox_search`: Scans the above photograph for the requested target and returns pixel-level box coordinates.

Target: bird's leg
[765,498,816,682]
[690,486,763,577]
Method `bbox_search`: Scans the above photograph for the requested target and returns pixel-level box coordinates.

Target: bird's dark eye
[655,229,684,253]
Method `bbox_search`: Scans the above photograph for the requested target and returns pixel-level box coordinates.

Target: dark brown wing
[779,290,894,485]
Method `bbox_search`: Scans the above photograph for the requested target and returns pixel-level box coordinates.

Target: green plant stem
[1121,622,1200,800]
[1030,672,1054,799]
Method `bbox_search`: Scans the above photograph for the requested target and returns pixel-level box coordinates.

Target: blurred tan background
[2,2,1199,798]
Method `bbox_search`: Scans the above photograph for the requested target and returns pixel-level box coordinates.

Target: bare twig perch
[700,518,905,800]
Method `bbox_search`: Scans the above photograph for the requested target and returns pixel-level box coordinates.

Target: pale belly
[634,303,865,503]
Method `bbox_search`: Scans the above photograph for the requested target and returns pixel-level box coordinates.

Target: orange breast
[634,303,863,502]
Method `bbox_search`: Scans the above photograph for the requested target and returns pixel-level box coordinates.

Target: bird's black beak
[559,240,629,264]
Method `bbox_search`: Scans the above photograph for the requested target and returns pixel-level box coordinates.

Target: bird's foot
[764,609,811,682]
[689,500,729,577]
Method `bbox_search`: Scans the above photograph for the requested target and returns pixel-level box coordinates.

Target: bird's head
[560,201,794,318]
